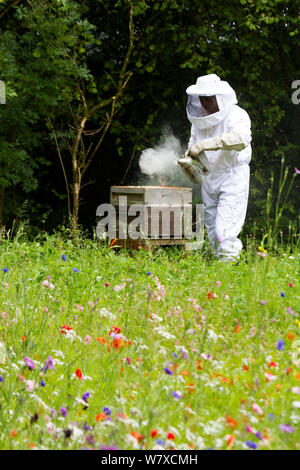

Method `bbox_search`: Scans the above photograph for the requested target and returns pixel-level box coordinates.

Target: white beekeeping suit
[184,74,252,261]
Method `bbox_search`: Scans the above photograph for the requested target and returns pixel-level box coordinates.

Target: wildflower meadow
[0,234,299,450]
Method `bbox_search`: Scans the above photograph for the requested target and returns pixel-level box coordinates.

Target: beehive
[109,186,198,250]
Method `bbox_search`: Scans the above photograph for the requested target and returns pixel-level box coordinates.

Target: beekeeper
[179,73,252,261]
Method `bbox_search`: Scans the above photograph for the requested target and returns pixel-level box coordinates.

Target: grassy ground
[0,235,299,450]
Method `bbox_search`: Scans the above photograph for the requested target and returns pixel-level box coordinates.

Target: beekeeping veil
[186,74,237,129]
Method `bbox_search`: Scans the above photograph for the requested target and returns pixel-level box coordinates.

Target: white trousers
[201,165,250,260]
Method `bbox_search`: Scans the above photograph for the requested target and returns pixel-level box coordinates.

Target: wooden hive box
[110,186,193,249]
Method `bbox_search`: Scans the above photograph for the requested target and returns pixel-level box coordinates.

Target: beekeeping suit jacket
[186,75,252,260]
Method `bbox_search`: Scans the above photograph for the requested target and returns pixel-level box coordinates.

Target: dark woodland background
[0,0,299,238]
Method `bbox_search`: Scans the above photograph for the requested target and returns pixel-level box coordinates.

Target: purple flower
[103,407,111,416]
[100,445,120,450]
[286,307,297,317]
[41,356,55,372]
[181,350,188,359]
[146,272,151,275]
[164,367,173,375]
[61,254,67,261]
[277,339,285,351]
[72,268,79,273]
[83,423,91,431]
[156,439,164,446]
[172,352,178,359]
[0,376,3,382]
[280,292,285,298]
[82,392,90,403]
[171,391,182,399]
[40,380,45,387]
[246,441,257,449]
[269,413,274,421]
[24,357,35,370]
[60,407,68,417]
[51,408,57,418]
[295,168,300,174]
[255,431,263,440]
[279,424,295,433]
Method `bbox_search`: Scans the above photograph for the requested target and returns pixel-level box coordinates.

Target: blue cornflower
[40,380,45,387]
[156,439,164,446]
[61,254,67,261]
[2,268,7,273]
[277,339,284,351]
[172,352,178,359]
[246,441,257,449]
[72,268,79,272]
[164,367,173,375]
[171,391,181,399]
[0,376,3,382]
[82,392,90,403]
[280,292,285,298]
[146,272,151,275]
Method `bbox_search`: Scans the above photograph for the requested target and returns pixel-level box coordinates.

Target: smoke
[138,132,192,187]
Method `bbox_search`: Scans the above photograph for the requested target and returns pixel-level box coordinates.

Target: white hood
[186,81,237,130]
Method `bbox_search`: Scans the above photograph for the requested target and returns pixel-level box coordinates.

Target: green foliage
[0,0,299,237]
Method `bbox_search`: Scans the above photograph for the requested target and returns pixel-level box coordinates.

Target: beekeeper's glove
[189,131,246,158]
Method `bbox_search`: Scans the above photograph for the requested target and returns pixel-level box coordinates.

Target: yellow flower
[258,246,267,253]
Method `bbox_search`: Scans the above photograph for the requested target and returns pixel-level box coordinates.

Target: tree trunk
[72,169,81,233]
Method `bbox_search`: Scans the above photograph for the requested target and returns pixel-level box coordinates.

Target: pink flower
[288,283,293,287]
[252,403,263,416]
[216,281,221,287]
[46,421,56,435]
[26,380,36,392]
[84,335,92,344]
[153,277,166,301]
[4,283,9,289]
[295,168,300,174]
[114,283,125,292]
[43,280,54,290]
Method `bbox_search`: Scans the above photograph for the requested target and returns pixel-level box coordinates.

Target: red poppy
[208,291,217,299]
[76,368,82,379]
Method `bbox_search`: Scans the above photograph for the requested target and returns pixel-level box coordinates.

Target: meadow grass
[0,234,299,450]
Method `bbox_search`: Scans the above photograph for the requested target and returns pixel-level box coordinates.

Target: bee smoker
[177,154,208,184]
